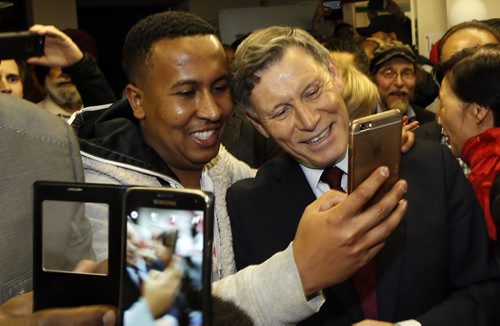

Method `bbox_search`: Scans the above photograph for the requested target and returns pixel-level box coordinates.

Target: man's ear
[246,112,270,139]
[328,58,344,94]
[125,84,146,120]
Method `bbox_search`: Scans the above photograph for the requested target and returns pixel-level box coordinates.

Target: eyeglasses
[378,68,416,81]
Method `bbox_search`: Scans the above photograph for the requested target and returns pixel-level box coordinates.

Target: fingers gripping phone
[348,110,402,203]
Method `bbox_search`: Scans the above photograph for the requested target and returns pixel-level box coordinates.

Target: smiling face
[248,46,349,169]
[437,76,484,156]
[126,35,232,176]
[375,57,415,112]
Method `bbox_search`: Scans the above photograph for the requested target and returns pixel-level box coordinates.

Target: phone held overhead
[0,31,44,60]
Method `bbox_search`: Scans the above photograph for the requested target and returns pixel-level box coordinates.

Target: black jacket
[64,52,117,107]
[72,97,179,183]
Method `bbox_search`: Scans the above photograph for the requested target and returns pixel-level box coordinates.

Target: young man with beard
[227,26,500,325]
[370,42,435,125]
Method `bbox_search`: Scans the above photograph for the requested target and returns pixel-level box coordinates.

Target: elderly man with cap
[370,42,435,125]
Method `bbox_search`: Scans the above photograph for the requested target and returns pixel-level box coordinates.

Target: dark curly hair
[122,11,216,85]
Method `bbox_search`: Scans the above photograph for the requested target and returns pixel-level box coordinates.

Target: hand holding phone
[124,187,213,326]
[33,182,214,326]
[348,110,402,203]
[27,24,83,67]
[0,31,44,60]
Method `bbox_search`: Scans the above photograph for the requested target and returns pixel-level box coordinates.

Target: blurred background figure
[327,37,370,76]
[358,0,412,46]
[0,59,44,102]
[38,65,83,117]
[370,42,435,125]
[29,25,115,120]
[0,59,23,97]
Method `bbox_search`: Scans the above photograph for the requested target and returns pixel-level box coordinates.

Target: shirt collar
[376,103,416,121]
[300,149,348,197]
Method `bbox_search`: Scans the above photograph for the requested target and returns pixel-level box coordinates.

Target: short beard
[388,100,408,115]
[47,85,82,111]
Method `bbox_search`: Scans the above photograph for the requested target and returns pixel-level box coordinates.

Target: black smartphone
[323,0,343,20]
[348,110,402,203]
[0,31,44,60]
[33,181,126,312]
[123,187,214,326]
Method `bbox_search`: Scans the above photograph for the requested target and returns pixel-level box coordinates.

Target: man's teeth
[307,128,328,144]
[193,130,215,140]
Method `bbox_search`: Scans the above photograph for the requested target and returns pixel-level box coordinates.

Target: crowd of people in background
[1,0,500,325]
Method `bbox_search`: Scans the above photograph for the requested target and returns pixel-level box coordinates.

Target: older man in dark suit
[227,26,500,325]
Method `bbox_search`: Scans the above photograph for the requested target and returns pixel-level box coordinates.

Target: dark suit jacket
[491,173,500,265]
[412,104,436,125]
[414,120,441,143]
[227,140,500,325]
[221,107,283,168]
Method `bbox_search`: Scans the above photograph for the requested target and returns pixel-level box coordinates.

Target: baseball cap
[369,42,416,73]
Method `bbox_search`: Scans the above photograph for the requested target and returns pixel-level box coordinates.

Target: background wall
[218,3,317,45]
[414,0,447,57]
[28,0,78,28]
[415,0,500,57]
[447,0,500,22]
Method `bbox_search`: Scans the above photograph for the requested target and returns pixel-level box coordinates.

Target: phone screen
[0,31,45,60]
[123,189,212,326]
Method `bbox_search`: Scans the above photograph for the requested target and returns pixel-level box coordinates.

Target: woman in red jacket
[436,43,500,263]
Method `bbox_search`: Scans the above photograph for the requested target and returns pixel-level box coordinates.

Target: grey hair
[230,26,332,117]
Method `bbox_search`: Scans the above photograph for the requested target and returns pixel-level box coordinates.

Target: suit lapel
[266,156,406,322]
[375,185,407,321]
[267,156,317,240]
[270,157,365,323]
[328,281,364,322]
[325,207,406,323]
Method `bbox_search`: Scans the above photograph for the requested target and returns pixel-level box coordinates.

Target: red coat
[462,127,500,241]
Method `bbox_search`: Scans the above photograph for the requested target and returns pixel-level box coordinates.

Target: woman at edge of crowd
[435,43,500,264]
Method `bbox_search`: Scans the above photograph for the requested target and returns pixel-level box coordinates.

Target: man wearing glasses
[371,42,435,125]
